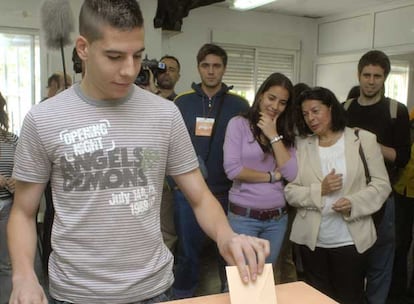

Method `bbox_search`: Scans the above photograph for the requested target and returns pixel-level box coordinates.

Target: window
[0,28,41,135]
[219,44,298,104]
[385,61,409,105]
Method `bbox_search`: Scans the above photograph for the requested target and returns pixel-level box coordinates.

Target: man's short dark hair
[196,43,227,67]
[160,55,181,72]
[358,50,391,78]
[79,0,144,43]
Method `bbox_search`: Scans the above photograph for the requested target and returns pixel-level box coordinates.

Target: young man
[7,1,269,303]
[172,43,251,298]
[344,50,411,304]
[156,55,181,101]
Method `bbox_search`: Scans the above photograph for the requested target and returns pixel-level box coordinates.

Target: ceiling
[219,0,399,18]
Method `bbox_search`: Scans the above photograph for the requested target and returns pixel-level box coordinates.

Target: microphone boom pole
[60,38,68,89]
[41,0,75,89]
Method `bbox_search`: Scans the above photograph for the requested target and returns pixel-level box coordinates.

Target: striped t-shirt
[0,132,18,200]
[13,83,198,303]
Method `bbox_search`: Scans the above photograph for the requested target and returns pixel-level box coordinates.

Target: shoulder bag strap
[355,129,371,184]
[343,98,354,111]
[387,97,398,119]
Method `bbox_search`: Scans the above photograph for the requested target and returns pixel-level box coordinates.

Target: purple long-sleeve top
[223,116,297,209]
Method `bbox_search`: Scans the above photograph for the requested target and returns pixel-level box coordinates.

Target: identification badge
[195,117,215,136]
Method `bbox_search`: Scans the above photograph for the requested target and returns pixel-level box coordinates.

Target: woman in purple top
[223,73,298,264]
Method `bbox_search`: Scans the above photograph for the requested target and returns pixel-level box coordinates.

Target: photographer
[135,55,180,101]
[157,55,181,101]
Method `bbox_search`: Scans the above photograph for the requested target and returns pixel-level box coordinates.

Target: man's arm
[173,169,270,283]
[380,144,396,163]
[8,181,48,304]
[385,103,411,167]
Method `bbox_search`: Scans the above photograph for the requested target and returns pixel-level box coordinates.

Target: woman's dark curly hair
[242,72,295,153]
[0,92,9,139]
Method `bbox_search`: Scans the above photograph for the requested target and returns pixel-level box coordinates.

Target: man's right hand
[9,275,48,304]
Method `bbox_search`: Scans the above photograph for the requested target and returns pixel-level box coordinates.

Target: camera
[135,56,166,86]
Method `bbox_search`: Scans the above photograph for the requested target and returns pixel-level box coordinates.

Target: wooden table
[164,281,338,303]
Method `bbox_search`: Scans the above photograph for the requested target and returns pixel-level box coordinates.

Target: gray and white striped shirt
[13,84,198,303]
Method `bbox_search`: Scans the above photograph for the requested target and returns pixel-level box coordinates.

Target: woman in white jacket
[285,87,391,304]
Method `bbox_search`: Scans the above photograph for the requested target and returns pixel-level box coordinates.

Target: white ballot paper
[226,263,277,304]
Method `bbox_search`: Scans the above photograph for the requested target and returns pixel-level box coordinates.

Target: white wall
[0,0,160,98]
[0,0,82,96]
[161,5,317,94]
[0,1,317,99]
[315,0,414,110]
[2,1,414,110]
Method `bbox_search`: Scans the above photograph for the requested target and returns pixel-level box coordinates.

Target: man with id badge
[172,43,250,299]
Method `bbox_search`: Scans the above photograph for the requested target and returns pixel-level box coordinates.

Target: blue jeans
[50,288,172,304]
[228,210,288,265]
[172,190,228,299]
[0,200,12,304]
[365,194,395,304]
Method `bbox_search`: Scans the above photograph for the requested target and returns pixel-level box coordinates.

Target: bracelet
[268,171,277,183]
[269,134,283,145]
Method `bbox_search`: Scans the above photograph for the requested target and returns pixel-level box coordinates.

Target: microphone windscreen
[41,0,75,49]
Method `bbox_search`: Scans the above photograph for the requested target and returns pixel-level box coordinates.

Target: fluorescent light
[232,0,276,11]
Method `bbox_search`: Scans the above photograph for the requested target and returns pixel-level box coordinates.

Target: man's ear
[76,36,89,61]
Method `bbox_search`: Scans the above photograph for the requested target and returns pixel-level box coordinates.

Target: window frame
[0,26,41,135]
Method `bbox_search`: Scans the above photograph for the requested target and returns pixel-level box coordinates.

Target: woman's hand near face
[321,168,343,196]
[257,112,278,140]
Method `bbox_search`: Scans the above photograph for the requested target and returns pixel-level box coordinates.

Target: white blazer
[284,127,391,253]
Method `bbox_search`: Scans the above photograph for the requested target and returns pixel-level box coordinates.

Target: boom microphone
[41,0,75,89]
[41,0,74,49]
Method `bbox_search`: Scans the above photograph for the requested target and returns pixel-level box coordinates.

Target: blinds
[256,50,294,87]
[223,45,255,92]
[220,44,296,103]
